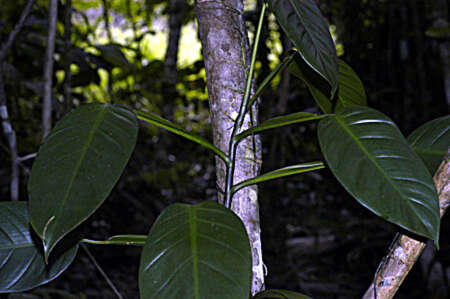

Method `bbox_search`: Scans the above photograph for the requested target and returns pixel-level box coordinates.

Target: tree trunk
[162,0,186,120]
[195,0,265,294]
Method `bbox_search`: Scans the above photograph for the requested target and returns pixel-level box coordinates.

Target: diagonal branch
[362,147,450,299]
[0,0,35,201]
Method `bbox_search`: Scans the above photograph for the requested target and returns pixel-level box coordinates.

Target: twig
[0,0,35,60]
[42,0,58,139]
[0,0,35,201]
[80,243,124,299]
[63,0,73,115]
[362,147,450,299]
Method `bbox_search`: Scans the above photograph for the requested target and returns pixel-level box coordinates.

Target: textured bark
[42,0,58,139]
[0,0,35,200]
[362,147,450,299]
[195,0,264,294]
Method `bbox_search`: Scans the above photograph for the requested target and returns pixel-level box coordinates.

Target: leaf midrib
[44,106,107,250]
[334,115,411,208]
[189,208,199,299]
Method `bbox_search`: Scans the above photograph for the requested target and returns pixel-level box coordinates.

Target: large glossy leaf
[29,103,138,260]
[231,162,324,194]
[0,202,78,293]
[318,106,440,242]
[139,201,251,299]
[253,289,312,299]
[135,110,229,163]
[290,58,366,113]
[267,0,339,97]
[407,115,450,174]
[236,112,327,142]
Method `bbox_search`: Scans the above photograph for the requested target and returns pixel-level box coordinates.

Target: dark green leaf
[139,201,251,299]
[135,110,229,163]
[232,162,324,194]
[0,202,78,293]
[29,103,138,260]
[318,106,440,242]
[236,112,327,142]
[407,115,450,174]
[267,0,339,96]
[290,58,366,113]
[82,235,147,246]
[253,289,313,299]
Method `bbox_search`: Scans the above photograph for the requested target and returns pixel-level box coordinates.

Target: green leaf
[232,162,324,194]
[0,202,78,293]
[29,103,138,260]
[318,106,440,242]
[82,235,147,246]
[253,289,313,299]
[290,58,367,113]
[139,201,251,299]
[236,112,327,142]
[267,0,339,97]
[96,44,134,71]
[407,115,450,174]
[135,110,229,163]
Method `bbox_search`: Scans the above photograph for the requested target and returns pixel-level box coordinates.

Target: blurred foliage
[1,0,449,298]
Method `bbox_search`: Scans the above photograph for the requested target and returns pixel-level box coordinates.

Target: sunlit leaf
[139,201,251,299]
[135,110,229,163]
[253,289,313,299]
[267,0,339,97]
[318,106,440,242]
[290,58,366,113]
[232,162,324,194]
[407,115,450,174]
[29,103,138,260]
[0,202,78,293]
[236,112,327,142]
[96,44,134,71]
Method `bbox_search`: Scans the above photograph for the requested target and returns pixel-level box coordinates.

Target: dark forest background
[1,0,449,298]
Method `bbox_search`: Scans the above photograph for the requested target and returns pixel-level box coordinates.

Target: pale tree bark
[362,147,450,299]
[195,0,265,294]
[42,0,58,139]
[0,0,35,200]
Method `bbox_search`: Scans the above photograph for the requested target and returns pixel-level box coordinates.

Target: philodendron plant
[1,1,449,298]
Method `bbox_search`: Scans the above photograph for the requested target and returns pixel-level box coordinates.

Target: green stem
[246,50,296,113]
[224,3,266,208]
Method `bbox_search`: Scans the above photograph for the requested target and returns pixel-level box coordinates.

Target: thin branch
[42,0,58,139]
[63,0,73,115]
[0,0,35,60]
[362,148,450,299]
[101,0,114,103]
[80,243,124,299]
[0,0,35,201]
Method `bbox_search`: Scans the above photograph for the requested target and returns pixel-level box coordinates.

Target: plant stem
[224,3,266,209]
